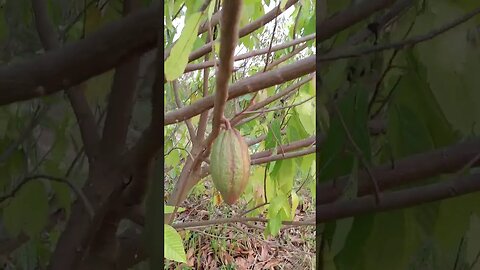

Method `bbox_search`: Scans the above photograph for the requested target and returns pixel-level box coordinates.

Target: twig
[0,106,46,164]
[241,96,314,114]
[0,174,94,219]
[332,103,381,204]
[184,34,315,74]
[251,146,315,165]
[319,5,480,62]
[262,2,280,72]
[317,172,480,223]
[172,80,196,140]
[173,216,315,229]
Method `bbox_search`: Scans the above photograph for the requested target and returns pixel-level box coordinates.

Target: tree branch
[0,4,160,106]
[172,80,197,141]
[32,0,100,161]
[230,74,314,126]
[319,5,480,62]
[187,0,299,63]
[164,55,315,125]
[251,146,315,165]
[318,138,480,204]
[184,33,315,74]
[317,172,480,223]
[250,136,315,160]
[317,0,395,43]
[167,0,244,225]
[100,0,142,157]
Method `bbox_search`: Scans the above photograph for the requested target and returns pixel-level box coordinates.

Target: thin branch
[164,55,315,126]
[32,0,100,160]
[231,75,313,125]
[172,80,196,140]
[266,42,309,71]
[187,0,299,63]
[251,146,315,165]
[195,29,213,144]
[319,5,480,62]
[0,106,46,164]
[317,138,480,205]
[184,33,315,74]
[332,103,381,204]
[0,174,94,218]
[262,4,280,72]
[250,135,315,160]
[0,4,160,106]
[173,216,315,229]
[317,172,480,223]
[241,96,314,115]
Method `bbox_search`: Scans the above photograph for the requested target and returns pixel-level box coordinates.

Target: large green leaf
[164,224,187,263]
[165,12,203,81]
[411,0,480,135]
[3,181,49,238]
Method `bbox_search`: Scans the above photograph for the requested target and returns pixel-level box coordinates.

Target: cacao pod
[210,127,251,205]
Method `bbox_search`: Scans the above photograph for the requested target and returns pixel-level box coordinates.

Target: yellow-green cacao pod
[210,127,251,205]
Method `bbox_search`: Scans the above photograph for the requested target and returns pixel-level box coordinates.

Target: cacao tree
[318,0,480,269]
[164,0,316,268]
[0,0,317,269]
[1,0,480,269]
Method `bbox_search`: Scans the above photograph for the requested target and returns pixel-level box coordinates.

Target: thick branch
[318,138,480,204]
[317,173,480,223]
[32,0,100,160]
[319,5,480,62]
[211,0,242,135]
[317,0,395,43]
[250,136,315,160]
[166,0,243,225]
[0,4,160,106]
[164,55,315,125]
[101,0,142,158]
[251,146,315,165]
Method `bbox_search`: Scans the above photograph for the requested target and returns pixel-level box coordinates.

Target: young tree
[163,0,316,268]
[0,0,317,269]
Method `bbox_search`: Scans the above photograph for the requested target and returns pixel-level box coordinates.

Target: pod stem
[221,116,232,130]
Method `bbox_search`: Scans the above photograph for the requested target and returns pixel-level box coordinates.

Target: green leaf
[164,224,187,263]
[465,214,480,267]
[164,205,186,214]
[362,211,408,270]
[334,215,375,269]
[51,182,72,216]
[410,1,480,135]
[265,214,282,237]
[295,92,315,135]
[287,111,309,142]
[331,159,358,257]
[266,118,282,150]
[290,190,299,220]
[3,181,48,238]
[165,12,203,81]
[207,0,215,20]
[280,0,289,11]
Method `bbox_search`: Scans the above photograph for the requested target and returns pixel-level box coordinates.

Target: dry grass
[165,179,316,270]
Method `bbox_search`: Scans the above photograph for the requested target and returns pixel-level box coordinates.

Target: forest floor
[164,177,316,270]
